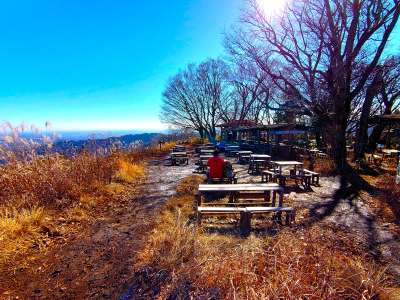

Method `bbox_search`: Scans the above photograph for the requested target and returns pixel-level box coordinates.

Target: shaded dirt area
[0,156,194,300]
[231,160,400,280]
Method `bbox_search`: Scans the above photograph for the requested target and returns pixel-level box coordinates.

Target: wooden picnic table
[237,151,252,163]
[272,161,303,174]
[200,149,214,154]
[248,154,272,174]
[198,183,281,192]
[270,161,310,187]
[225,145,240,156]
[197,183,284,206]
[170,152,188,166]
[196,183,293,234]
[170,151,187,156]
[382,149,399,156]
[250,154,271,160]
[199,145,215,150]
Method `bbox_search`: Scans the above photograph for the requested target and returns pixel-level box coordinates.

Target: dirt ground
[1,154,399,299]
[232,160,400,280]
[0,156,194,300]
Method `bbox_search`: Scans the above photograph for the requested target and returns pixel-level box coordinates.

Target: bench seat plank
[198,183,281,192]
[198,207,245,213]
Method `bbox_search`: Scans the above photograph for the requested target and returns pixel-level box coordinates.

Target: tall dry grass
[135,175,397,299]
[0,123,176,268]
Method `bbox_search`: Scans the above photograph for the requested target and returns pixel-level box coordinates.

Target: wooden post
[278,190,283,207]
[194,192,201,209]
[265,190,270,203]
[272,190,276,207]
[239,211,251,236]
[285,212,290,225]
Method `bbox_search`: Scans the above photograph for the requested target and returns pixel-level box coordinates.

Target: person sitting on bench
[207,150,225,179]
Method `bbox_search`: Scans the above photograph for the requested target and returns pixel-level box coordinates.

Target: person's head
[213,149,220,157]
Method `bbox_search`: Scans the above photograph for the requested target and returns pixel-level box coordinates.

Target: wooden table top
[170,152,187,156]
[251,154,271,158]
[273,161,303,166]
[382,149,399,154]
[198,183,281,192]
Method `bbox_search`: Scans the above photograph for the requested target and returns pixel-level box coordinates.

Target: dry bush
[375,174,400,225]
[136,176,397,299]
[0,153,116,209]
[303,157,336,176]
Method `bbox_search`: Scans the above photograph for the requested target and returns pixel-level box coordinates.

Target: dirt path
[1,156,194,299]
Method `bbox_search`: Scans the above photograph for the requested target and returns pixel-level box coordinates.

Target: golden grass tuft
[0,206,48,264]
[114,158,145,183]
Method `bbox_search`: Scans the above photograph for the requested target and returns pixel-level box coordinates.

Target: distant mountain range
[51,132,162,154]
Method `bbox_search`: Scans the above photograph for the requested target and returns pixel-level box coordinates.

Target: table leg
[239,211,251,236]
[278,190,283,207]
[272,191,276,206]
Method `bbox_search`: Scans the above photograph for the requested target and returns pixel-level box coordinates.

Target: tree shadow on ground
[299,164,399,262]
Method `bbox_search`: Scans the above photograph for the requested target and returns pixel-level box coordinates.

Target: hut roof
[218,120,260,128]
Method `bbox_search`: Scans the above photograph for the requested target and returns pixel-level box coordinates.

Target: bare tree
[219,57,275,125]
[160,58,230,140]
[228,0,400,170]
[367,56,400,150]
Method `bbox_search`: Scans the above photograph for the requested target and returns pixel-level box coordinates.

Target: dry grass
[302,157,336,176]
[0,206,49,263]
[0,125,176,270]
[375,174,400,226]
[135,175,397,299]
[114,157,145,183]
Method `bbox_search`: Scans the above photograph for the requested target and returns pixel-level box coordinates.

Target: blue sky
[0,0,242,131]
[0,1,399,132]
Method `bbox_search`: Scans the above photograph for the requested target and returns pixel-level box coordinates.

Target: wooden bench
[194,159,209,173]
[197,206,295,234]
[303,169,320,185]
[207,176,237,184]
[170,152,189,166]
[196,183,284,208]
[261,170,277,183]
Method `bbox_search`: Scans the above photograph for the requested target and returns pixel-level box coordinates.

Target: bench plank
[198,183,281,192]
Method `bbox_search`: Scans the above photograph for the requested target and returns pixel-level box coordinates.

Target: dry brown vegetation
[133,175,398,299]
[0,129,176,272]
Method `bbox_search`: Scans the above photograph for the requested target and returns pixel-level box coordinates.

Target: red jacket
[208,156,225,178]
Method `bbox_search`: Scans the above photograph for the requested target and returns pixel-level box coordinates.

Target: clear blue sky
[0,0,242,131]
[0,1,399,132]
